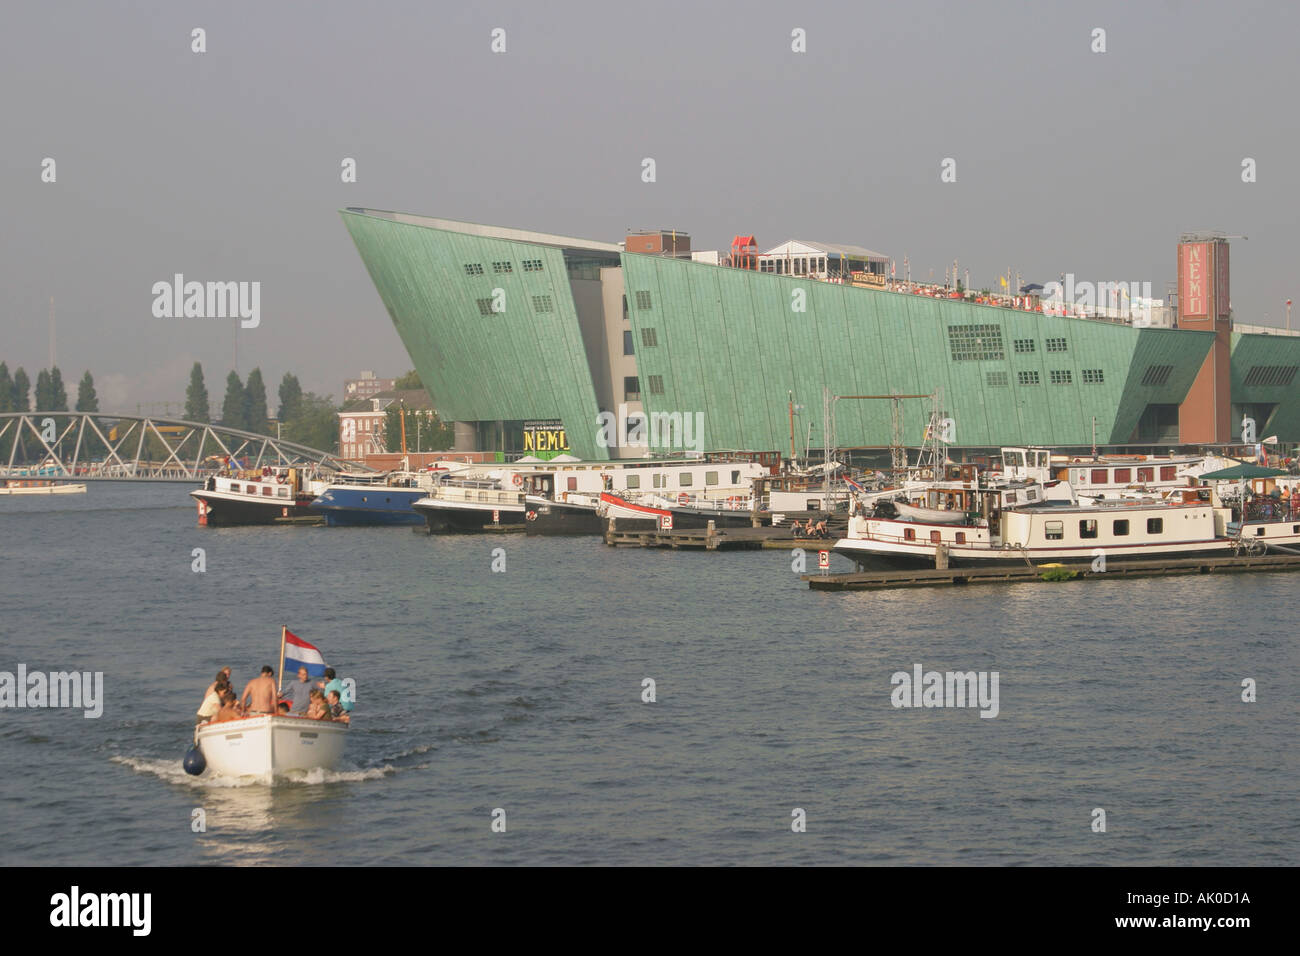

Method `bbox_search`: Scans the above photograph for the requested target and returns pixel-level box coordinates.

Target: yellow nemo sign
[522,425,568,452]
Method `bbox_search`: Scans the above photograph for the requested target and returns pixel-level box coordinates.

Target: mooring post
[707,518,717,550]
[606,516,616,546]
[935,543,950,570]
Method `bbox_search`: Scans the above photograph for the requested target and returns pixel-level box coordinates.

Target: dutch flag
[283,629,327,678]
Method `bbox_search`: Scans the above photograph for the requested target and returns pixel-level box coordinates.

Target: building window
[1147,518,1164,534]
[635,290,653,310]
[1046,337,1067,352]
[1045,520,1064,540]
[522,259,544,272]
[1082,368,1104,383]
[1114,519,1129,536]
[1079,519,1098,539]
[622,294,629,320]
[986,371,1008,387]
[641,327,658,347]
[1141,365,1173,386]
[476,298,494,316]
[1014,339,1035,354]
[491,261,513,274]
[647,375,665,395]
[532,295,554,313]
[1244,365,1299,386]
[623,330,634,355]
[1049,369,1072,385]
[463,263,484,276]
[1018,370,1040,386]
[624,376,639,400]
[948,324,1005,361]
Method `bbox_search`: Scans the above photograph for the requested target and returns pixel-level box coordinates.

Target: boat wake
[111,754,406,787]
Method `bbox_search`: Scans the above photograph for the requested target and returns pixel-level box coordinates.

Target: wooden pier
[803,552,1300,590]
[604,518,827,551]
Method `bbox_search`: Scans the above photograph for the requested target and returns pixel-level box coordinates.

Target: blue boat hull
[311,487,426,526]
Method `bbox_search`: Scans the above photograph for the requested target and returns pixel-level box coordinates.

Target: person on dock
[240,666,279,715]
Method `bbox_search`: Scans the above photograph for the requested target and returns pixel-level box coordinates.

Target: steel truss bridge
[0,412,369,482]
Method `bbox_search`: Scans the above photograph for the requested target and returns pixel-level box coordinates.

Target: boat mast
[276,625,287,696]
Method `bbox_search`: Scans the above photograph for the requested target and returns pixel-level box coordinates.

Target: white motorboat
[195,713,348,777]
[1,480,86,495]
[891,501,969,524]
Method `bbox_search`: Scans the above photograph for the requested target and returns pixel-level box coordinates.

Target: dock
[604,517,834,551]
[803,552,1300,590]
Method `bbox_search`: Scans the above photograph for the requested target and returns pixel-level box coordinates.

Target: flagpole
[277,625,287,695]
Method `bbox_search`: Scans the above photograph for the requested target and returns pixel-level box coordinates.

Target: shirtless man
[240,666,279,714]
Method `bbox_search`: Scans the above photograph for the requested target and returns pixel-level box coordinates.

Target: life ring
[726,495,742,509]
[677,493,689,506]
[512,474,524,487]
[526,510,537,521]
[276,475,286,484]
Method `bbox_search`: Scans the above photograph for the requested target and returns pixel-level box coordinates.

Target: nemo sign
[523,422,568,452]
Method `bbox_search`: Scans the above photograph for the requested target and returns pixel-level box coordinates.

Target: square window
[1113,468,1131,483]
[522,259,544,272]
[986,371,1008,387]
[1079,519,1098,539]
[625,475,640,489]
[531,295,554,313]
[476,298,494,316]
[647,375,665,395]
[1137,467,1153,483]
[1046,337,1067,352]
[1091,469,1108,484]
[491,261,513,274]
[635,290,653,310]
[1045,520,1064,540]
[641,327,658,347]
[679,473,693,487]
[1160,466,1176,481]
[705,471,719,485]
[1014,339,1035,354]
[1114,519,1129,536]
[1147,518,1163,534]
[1050,369,1072,385]
[1018,370,1040,386]
[463,263,484,276]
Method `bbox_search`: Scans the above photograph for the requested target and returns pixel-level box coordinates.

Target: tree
[185,363,210,422]
[282,392,338,452]
[50,367,68,411]
[0,363,13,413]
[394,369,423,390]
[244,367,268,434]
[384,404,454,453]
[221,371,246,430]
[75,371,98,412]
[35,369,52,410]
[12,368,30,411]
[277,373,302,422]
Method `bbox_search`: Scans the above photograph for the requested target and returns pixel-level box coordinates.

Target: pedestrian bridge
[0,412,367,482]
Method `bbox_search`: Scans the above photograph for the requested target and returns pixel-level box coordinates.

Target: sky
[2,0,1297,413]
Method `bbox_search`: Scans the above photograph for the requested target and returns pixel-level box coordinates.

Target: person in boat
[305,689,329,720]
[202,667,232,703]
[240,666,279,715]
[327,689,350,724]
[316,667,353,714]
[196,679,225,725]
[281,666,313,715]
[213,689,242,722]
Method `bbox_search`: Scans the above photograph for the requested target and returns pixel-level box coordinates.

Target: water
[0,484,1295,865]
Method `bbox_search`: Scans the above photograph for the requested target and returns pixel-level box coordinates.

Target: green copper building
[341,208,1300,461]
